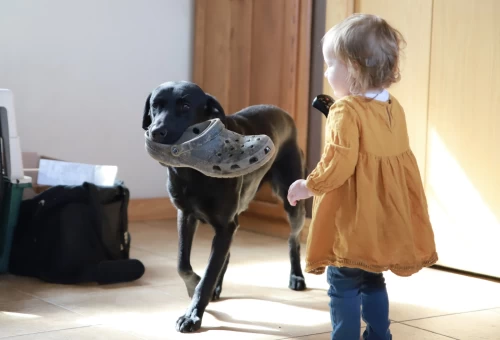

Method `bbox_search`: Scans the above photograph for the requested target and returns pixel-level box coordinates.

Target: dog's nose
[151,126,168,142]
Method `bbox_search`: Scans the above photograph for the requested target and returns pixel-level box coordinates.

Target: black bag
[0,122,5,212]
[9,181,144,284]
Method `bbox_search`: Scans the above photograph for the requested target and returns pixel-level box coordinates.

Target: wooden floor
[1,219,500,339]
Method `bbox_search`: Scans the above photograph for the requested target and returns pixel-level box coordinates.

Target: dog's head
[142,81,225,144]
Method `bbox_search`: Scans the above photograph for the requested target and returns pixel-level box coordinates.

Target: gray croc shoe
[145,118,276,178]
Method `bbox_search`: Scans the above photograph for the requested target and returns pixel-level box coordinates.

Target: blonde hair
[322,13,406,95]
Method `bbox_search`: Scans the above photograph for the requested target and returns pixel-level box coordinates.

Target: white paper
[37,159,118,187]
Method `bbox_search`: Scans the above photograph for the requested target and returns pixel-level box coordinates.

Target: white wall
[0,0,193,198]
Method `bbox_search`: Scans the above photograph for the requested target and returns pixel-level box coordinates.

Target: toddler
[287,14,438,340]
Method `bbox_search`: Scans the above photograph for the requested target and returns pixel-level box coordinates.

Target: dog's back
[225,104,298,149]
[168,104,302,218]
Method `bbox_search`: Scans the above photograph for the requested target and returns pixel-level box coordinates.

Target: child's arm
[305,102,359,195]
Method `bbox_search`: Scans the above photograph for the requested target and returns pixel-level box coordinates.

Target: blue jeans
[327,266,392,340]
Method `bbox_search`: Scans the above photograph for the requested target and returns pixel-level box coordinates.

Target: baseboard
[247,200,288,221]
[128,197,177,222]
[239,213,311,242]
[128,198,311,243]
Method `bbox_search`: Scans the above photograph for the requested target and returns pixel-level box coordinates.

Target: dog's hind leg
[284,199,306,291]
[177,211,201,298]
[272,142,307,291]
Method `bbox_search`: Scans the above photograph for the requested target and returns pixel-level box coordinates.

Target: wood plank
[192,0,207,84]
[239,215,311,243]
[355,0,433,178]
[128,197,310,241]
[128,197,177,222]
[192,0,312,222]
[295,0,313,154]
[254,182,277,203]
[250,0,285,106]
[128,200,311,243]
[425,0,500,278]
[306,0,327,218]
[228,0,253,114]
[280,0,299,115]
[203,0,232,108]
[251,0,282,205]
[244,199,287,220]
[239,215,290,239]
[321,0,354,151]
[250,0,311,208]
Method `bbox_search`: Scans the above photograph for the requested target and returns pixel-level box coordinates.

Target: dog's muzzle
[145,118,276,178]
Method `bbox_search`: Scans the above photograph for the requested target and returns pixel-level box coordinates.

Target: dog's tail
[300,148,309,178]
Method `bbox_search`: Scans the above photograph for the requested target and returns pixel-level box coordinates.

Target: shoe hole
[229,154,232,157]
[231,164,240,170]
[249,157,258,164]
[217,153,222,157]
[230,147,235,151]
[241,151,244,154]
[250,145,254,148]
[225,140,230,143]
[257,138,261,141]
[193,128,200,134]
[213,165,221,171]
[264,146,270,154]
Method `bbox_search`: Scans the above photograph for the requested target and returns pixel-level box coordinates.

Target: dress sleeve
[305,101,359,195]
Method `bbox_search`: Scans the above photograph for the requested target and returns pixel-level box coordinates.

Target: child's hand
[287,179,313,206]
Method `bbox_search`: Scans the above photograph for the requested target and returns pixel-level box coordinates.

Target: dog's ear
[142,93,152,130]
[205,93,226,121]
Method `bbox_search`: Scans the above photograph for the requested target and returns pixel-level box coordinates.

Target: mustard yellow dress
[305,94,438,277]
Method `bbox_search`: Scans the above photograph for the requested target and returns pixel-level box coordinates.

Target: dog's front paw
[289,274,306,291]
[176,312,202,333]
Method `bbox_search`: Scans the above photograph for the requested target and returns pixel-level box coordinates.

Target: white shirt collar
[363,89,390,102]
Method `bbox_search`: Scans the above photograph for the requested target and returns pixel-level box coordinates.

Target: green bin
[0,176,32,273]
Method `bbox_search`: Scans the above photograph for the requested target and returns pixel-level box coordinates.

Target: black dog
[142,81,307,333]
